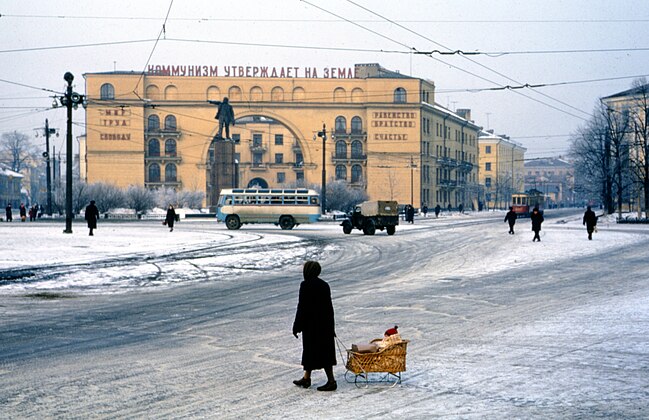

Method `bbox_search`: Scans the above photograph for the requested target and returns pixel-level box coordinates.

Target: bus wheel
[386,225,396,235]
[225,215,241,230]
[279,216,295,230]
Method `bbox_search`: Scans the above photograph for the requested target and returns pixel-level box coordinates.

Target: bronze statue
[208,97,235,140]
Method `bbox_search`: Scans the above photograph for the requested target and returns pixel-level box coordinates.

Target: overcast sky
[1,0,648,158]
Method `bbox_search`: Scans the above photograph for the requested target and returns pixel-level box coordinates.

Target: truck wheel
[225,215,241,230]
[386,225,396,235]
[363,219,376,235]
[342,221,352,234]
[279,215,295,230]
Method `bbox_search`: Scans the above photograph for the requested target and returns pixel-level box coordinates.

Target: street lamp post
[315,124,328,214]
[43,119,56,216]
[58,72,86,234]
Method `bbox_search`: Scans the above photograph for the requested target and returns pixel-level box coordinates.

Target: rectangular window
[253,133,262,147]
[275,153,284,164]
[485,162,492,171]
[295,152,303,166]
[485,177,492,187]
[485,145,491,154]
[277,172,285,183]
[253,152,263,165]
[275,134,284,145]
[296,171,304,182]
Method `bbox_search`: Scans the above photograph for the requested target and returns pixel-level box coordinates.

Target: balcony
[457,161,474,172]
[332,153,367,163]
[145,154,182,164]
[439,179,457,189]
[249,143,268,153]
[145,180,182,189]
[250,162,267,171]
[436,157,459,168]
[145,127,181,138]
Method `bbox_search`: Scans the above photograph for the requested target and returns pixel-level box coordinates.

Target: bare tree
[325,180,368,212]
[125,185,156,214]
[86,182,125,213]
[627,78,649,216]
[176,189,205,209]
[0,131,38,172]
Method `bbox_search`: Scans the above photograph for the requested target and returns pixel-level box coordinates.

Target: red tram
[511,189,547,217]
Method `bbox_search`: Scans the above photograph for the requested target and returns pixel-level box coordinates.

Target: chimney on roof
[456,108,472,121]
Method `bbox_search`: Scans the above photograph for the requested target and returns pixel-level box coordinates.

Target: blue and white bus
[216,188,321,230]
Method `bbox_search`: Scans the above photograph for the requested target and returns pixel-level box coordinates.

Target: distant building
[478,130,526,210]
[0,165,24,209]
[524,157,575,207]
[83,62,481,210]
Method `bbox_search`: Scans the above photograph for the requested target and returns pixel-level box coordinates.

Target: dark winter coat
[165,207,176,227]
[19,204,26,218]
[583,209,598,232]
[293,276,336,370]
[530,211,544,232]
[504,210,517,226]
[85,203,99,229]
[5,205,12,221]
[216,100,235,125]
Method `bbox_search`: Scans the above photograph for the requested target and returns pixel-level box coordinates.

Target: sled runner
[342,338,409,388]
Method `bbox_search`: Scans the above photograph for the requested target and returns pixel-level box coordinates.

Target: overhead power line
[2,14,648,23]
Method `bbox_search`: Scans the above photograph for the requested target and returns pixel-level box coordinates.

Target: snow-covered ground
[1,211,648,418]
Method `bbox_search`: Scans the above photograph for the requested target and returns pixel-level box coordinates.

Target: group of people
[4,203,45,222]
[82,201,178,236]
[504,205,599,241]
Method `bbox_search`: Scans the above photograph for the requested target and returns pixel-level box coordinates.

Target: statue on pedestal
[208,97,235,140]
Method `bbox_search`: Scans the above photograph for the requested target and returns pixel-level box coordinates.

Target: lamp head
[64,72,74,83]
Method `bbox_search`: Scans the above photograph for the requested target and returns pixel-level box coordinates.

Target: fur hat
[384,325,399,336]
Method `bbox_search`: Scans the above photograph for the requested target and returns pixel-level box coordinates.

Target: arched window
[148,163,161,182]
[165,163,177,182]
[335,165,347,180]
[351,140,363,158]
[351,116,362,134]
[164,115,177,131]
[165,139,176,157]
[148,115,160,131]
[351,164,363,183]
[100,83,115,100]
[335,141,347,159]
[394,87,407,103]
[148,139,160,157]
[335,116,346,133]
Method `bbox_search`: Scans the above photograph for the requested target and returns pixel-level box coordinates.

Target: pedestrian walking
[504,206,517,234]
[583,205,598,240]
[447,203,452,213]
[458,203,464,214]
[530,207,544,242]
[85,200,99,236]
[5,203,12,222]
[292,261,337,392]
[164,204,176,232]
[407,204,415,224]
[434,204,441,218]
[422,204,428,218]
[19,203,26,222]
[29,205,37,222]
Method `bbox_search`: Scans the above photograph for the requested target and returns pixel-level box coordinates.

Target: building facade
[478,130,526,210]
[83,63,481,210]
[524,157,575,207]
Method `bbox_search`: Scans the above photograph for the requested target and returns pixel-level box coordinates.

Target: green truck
[341,200,399,235]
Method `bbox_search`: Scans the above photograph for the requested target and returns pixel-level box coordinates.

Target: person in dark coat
[19,203,27,222]
[434,204,441,218]
[208,97,235,139]
[85,200,99,236]
[530,207,544,242]
[292,261,337,391]
[406,204,415,224]
[422,204,428,218]
[504,206,517,234]
[5,203,12,222]
[583,205,598,240]
[165,205,176,232]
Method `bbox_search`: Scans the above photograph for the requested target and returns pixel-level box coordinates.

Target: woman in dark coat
[165,205,176,232]
[292,261,337,391]
[530,207,544,242]
[85,200,99,236]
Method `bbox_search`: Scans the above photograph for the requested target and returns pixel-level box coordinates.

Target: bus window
[296,196,308,204]
[234,195,244,205]
[224,197,232,205]
[271,195,283,204]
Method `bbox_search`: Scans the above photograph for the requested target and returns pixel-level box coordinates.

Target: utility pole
[315,124,328,214]
[57,72,86,233]
[43,119,56,216]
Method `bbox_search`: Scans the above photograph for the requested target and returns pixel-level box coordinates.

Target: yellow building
[83,63,481,210]
[478,130,526,209]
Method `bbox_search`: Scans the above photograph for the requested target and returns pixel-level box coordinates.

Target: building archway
[247,177,268,188]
